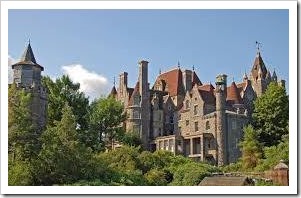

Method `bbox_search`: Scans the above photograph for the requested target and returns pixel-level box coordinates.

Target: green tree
[42,75,90,146]
[240,125,262,170]
[89,97,126,150]
[252,82,289,146]
[255,135,289,171]
[8,84,40,161]
[35,103,93,185]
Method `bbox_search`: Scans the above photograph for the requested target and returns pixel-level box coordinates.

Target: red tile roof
[227,82,243,104]
[128,82,139,106]
[198,83,215,92]
[154,68,185,96]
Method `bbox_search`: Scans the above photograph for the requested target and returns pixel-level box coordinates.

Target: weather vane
[255,41,262,52]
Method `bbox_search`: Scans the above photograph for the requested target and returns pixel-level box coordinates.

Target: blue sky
[8,9,289,99]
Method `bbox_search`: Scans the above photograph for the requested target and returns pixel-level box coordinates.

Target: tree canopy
[252,82,289,147]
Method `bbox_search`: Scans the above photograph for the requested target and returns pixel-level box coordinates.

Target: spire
[266,70,271,81]
[272,69,277,81]
[20,41,37,64]
[243,71,248,81]
[251,43,267,80]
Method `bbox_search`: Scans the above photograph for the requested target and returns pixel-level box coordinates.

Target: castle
[109,50,285,166]
[11,42,285,166]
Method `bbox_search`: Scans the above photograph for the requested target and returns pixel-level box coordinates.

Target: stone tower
[139,60,150,149]
[11,42,47,130]
[215,74,227,166]
[118,72,128,105]
[250,51,268,97]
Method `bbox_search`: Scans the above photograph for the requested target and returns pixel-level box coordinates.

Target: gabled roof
[197,84,216,105]
[251,52,267,80]
[12,43,44,71]
[227,82,243,105]
[198,83,215,92]
[128,82,140,106]
[192,71,202,86]
[153,68,185,96]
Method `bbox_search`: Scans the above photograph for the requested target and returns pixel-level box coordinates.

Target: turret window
[169,116,174,124]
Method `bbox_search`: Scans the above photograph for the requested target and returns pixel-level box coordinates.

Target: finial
[159,68,161,75]
[113,76,115,86]
[232,77,234,82]
[255,41,262,54]
[177,61,180,68]
[192,65,195,71]
[28,38,31,45]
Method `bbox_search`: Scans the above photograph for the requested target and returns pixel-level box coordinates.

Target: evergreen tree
[35,103,93,185]
[252,82,289,146]
[240,125,262,170]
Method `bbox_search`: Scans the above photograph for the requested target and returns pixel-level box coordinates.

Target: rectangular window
[232,120,237,129]
[186,120,189,126]
[194,105,198,115]
[194,122,199,132]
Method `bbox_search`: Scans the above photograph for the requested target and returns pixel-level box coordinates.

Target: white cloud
[61,64,110,100]
[8,55,15,84]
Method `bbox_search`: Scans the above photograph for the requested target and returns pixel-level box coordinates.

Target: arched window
[206,121,210,130]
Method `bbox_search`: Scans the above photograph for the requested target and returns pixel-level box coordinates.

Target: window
[206,121,210,130]
[194,105,198,115]
[169,116,174,124]
[194,122,199,132]
[158,128,162,136]
[186,120,189,126]
[133,110,139,119]
[232,120,237,129]
[134,95,140,105]
[185,100,190,109]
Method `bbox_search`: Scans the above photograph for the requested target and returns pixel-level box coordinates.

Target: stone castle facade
[10,43,285,166]
[110,50,285,166]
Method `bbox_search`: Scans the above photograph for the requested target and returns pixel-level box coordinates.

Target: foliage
[252,82,289,147]
[88,97,127,150]
[8,84,40,161]
[117,131,142,148]
[42,76,90,146]
[240,125,262,171]
[145,169,168,186]
[34,103,94,185]
[8,157,33,186]
[169,161,219,186]
[222,160,243,173]
[255,135,289,172]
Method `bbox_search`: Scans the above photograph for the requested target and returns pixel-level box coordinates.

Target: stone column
[190,138,193,155]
